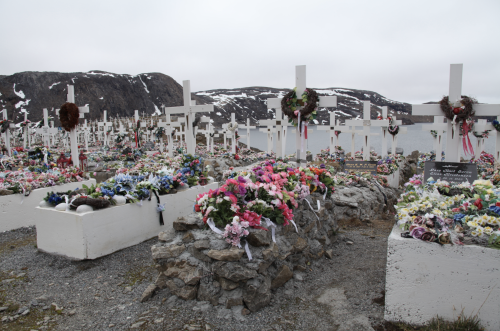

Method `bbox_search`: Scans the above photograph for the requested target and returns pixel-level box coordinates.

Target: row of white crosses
[413,64,500,162]
[163,80,214,155]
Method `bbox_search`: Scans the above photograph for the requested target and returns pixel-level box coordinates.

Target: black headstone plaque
[423,162,478,184]
[343,161,378,175]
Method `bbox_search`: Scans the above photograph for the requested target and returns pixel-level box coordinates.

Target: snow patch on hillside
[13,84,25,99]
[49,82,61,89]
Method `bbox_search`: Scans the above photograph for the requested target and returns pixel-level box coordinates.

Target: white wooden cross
[472,119,494,159]
[39,108,51,148]
[259,119,277,154]
[422,116,447,162]
[20,109,30,149]
[197,116,211,151]
[266,98,285,157]
[172,117,187,153]
[1,109,16,156]
[316,111,339,154]
[49,120,58,147]
[163,80,214,154]
[266,66,338,166]
[412,64,500,162]
[239,117,256,151]
[345,101,388,161]
[226,113,238,154]
[98,110,113,146]
[81,119,91,150]
[379,106,390,158]
[66,85,89,168]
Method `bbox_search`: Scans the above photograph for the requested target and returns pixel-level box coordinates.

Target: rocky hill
[0,70,417,128]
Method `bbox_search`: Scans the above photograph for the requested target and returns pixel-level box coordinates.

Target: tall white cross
[412,64,500,162]
[266,66,338,166]
[259,119,277,154]
[422,116,447,161]
[345,101,388,161]
[317,112,338,154]
[66,85,89,168]
[239,118,256,151]
[20,109,30,149]
[98,110,113,146]
[39,108,51,148]
[163,80,214,154]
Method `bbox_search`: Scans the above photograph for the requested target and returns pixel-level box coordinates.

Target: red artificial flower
[234,154,240,160]
[194,204,201,212]
[496,202,500,207]
[473,198,483,210]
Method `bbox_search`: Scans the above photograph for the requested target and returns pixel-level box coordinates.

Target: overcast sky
[1,0,499,104]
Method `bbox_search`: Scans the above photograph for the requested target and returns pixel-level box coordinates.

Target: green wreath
[281,88,318,120]
[439,96,476,123]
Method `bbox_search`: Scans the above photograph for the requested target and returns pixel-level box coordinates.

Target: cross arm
[318,96,337,107]
[411,104,441,115]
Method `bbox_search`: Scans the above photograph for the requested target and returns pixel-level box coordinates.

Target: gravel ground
[0,219,395,331]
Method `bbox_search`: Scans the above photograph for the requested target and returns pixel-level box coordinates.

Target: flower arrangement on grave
[179,154,203,186]
[430,130,438,138]
[44,190,72,206]
[439,95,477,156]
[0,166,87,194]
[59,103,80,131]
[469,151,495,180]
[0,119,11,133]
[377,156,400,175]
[147,125,155,131]
[281,88,318,127]
[106,129,112,136]
[334,131,340,138]
[395,175,500,248]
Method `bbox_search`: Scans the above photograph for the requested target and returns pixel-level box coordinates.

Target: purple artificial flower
[257,170,265,176]
[320,164,326,169]
[237,176,246,183]
[410,226,426,239]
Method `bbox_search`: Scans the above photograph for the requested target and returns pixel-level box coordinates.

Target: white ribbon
[289,219,298,232]
[304,198,320,221]
[323,189,328,200]
[263,217,277,243]
[301,121,306,153]
[452,114,458,139]
[207,218,224,235]
[64,195,70,212]
[244,241,252,261]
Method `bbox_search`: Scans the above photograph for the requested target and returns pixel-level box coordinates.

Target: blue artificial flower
[453,213,466,222]
[489,206,500,216]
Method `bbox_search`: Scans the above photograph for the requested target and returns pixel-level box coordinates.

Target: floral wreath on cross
[147,125,155,131]
[59,103,80,132]
[281,87,318,126]
[19,120,31,128]
[388,125,399,136]
[473,130,491,139]
[439,95,477,155]
[154,127,165,139]
[106,129,112,136]
[0,119,11,134]
[115,133,126,144]
[227,122,238,132]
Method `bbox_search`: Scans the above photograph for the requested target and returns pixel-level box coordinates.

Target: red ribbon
[134,132,138,148]
[305,123,308,139]
[252,226,268,231]
[462,121,474,156]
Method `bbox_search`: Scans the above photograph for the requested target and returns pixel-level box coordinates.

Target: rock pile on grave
[142,186,399,310]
